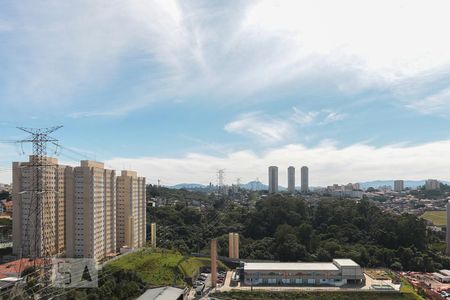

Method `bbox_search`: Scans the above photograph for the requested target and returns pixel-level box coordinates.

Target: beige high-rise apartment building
[12,156,67,258]
[116,170,146,250]
[13,157,146,262]
[287,166,295,194]
[65,161,116,261]
[268,166,278,194]
[301,166,309,192]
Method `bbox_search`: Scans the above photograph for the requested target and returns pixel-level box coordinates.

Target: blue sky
[1,0,450,186]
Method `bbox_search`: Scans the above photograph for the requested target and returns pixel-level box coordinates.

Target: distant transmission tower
[217,169,225,193]
[236,178,241,188]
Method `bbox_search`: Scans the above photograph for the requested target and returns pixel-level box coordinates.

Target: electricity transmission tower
[15,126,63,295]
[217,169,225,194]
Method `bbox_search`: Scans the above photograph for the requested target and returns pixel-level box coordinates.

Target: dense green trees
[52,269,146,300]
[147,192,448,272]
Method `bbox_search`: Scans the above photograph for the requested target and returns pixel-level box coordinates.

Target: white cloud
[224,112,293,142]
[1,0,199,108]
[224,108,345,143]
[241,0,450,80]
[4,139,450,188]
[408,87,450,115]
[321,111,347,124]
[3,0,450,114]
[105,139,450,186]
[291,107,318,126]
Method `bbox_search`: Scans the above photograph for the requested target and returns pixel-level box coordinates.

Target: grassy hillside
[179,256,219,277]
[106,249,227,287]
[421,211,446,227]
[212,291,423,300]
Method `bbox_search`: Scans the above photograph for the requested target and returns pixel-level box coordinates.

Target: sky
[1,0,450,187]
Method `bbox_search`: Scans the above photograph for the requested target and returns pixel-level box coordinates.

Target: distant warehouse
[243,259,365,286]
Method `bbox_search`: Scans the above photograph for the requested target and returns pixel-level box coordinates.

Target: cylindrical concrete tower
[211,239,217,287]
[228,233,235,258]
[268,166,278,194]
[447,201,450,255]
[287,166,295,193]
[151,223,156,248]
[233,233,239,259]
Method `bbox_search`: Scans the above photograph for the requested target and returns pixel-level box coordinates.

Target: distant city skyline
[2,1,450,186]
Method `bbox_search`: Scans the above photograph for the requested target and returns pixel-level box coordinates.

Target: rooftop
[0,259,43,279]
[439,269,450,276]
[121,170,138,177]
[244,262,339,271]
[433,272,450,279]
[137,286,184,300]
[333,259,360,267]
[80,160,104,169]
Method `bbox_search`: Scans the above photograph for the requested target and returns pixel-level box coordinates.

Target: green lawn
[399,278,425,300]
[212,291,423,300]
[106,249,227,287]
[420,211,446,227]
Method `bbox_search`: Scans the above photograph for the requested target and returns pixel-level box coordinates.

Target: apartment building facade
[268,166,278,194]
[116,170,146,250]
[65,161,117,261]
[13,157,146,261]
[287,166,295,194]
[12,156,67,258]
[301,166,309,192]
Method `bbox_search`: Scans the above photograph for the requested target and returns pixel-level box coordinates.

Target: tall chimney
[151,223,156,248]
[447,201,450,255]
[233,233,239,259]
[229,233,235,258]
[211,239,217,287]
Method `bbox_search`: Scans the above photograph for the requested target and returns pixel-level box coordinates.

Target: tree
[296,223,313,250]
[317,248,331,261]
[390,261,403,271]
[276,236,307,261]
[144,188,444,272]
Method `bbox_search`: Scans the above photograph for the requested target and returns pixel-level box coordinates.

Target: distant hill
[170,183,207,189]
[359,180,450,190]
[240,181,268,190]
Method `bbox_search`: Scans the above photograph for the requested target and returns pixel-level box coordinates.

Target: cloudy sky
[1,0,450,186]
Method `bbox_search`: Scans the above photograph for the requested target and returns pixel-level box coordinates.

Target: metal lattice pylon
[15,126,63,297]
